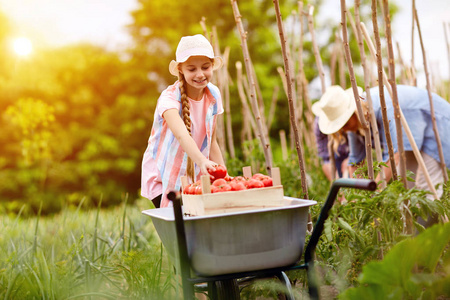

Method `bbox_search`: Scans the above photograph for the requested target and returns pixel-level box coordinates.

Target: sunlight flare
[13,37,33,56]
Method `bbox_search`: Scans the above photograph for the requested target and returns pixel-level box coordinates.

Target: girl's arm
[209,125,225,166]
[162,108,218,175]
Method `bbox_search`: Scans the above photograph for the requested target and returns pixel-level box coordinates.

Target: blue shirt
[347,85,450,168]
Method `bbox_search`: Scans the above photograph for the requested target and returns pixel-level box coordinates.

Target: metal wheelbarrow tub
[143,197,317,276]
[143,178,377,300]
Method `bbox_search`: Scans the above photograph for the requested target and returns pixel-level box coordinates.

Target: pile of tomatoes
[182,165,274,195]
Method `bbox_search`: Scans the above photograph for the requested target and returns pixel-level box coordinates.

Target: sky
[0,0,449,86]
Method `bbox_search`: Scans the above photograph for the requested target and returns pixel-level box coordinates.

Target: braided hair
[178,72,196,182]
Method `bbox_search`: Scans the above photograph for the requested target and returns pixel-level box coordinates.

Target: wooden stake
[411,0,417,86]
[267,85,279,133]
[340,0,374,180]
[382,0,407,187]
[445,22,450,99]
[307,5,326,94]
[361,22,440,200]
[414,8,448,183]
[231,0,273,175]
[371,0,398,181]
[355,0,385,186]
[236,61,257,142]
[273,0,309,202]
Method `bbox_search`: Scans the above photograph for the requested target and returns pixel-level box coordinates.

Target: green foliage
[0,198,178,299]
[313,179,450,292]
[339,222,450,300]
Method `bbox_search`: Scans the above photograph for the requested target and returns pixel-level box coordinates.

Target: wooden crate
[181,166,284,216]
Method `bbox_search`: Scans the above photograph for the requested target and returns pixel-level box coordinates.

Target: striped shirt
[141,81,223,207]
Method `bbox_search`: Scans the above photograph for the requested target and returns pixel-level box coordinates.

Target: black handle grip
[331,178,377,191]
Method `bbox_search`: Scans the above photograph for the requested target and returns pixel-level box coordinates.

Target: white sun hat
[168,34,223,76]
[312,85,363,134]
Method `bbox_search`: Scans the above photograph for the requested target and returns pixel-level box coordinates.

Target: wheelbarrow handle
[304,178,376,263]
[167,191,196,299]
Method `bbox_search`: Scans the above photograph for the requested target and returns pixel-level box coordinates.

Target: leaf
[324,219,333,242]
[414,222,450,272]
[337,217,355,239]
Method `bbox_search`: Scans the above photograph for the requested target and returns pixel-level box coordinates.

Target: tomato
[259,175,273,187]
[215,183,232,193]
[229,181,247,191]
[193,185,202,195]
[210,185,219,193]
[252,173,265,180]
[208,165,227,179]
[247,179,264,189]
[233,176,246,182]
[212,178,228,187]
[183,184,192,194]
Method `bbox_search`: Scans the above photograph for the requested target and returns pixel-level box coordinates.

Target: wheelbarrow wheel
[208,279,240,300]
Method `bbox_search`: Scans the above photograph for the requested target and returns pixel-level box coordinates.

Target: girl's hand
[198,159,219,179]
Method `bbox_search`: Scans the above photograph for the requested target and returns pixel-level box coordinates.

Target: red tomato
[261,177,273,187]
[193,185,202,195]
[208,165,227,179]
[229,181,247,191]
[210,185,219,193]
[233,176,246,182]
[215,183,232,193]
[247,179,264,189]
[183,184,192,194]
[252,173,265,180]
[212,178,228,187]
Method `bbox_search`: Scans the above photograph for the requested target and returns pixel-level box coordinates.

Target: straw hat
[169,34,223,76]
[312,85,363,134]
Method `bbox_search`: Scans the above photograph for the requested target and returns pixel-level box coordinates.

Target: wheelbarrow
[142,178,376,299]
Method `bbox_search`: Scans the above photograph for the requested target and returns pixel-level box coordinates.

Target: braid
[179,72,195,182]
[179,73,192,135]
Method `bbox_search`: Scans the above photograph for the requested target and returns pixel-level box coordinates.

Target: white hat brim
[169,56,224,77]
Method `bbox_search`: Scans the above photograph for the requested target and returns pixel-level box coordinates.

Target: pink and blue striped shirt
[141,81,223,207]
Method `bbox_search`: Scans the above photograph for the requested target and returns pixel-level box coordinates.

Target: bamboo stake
[231,0,273,175]
[236,61,258,141]
[297,3,316,158]
[414,7,448,183]
[267,85,279,133]
[410,0,417,86]
[444,22,450,99]
[337,33,347,89]
[361,22,440,200]
[371,0,398,181]
[279,130,288,161]
[341,0,374,180]
[382,0,407,187]
[395,41,409,85]
[382,0,412,234]
[330,34,339,85]
[212,27,235,159]
[273,0,309,201]
[307,5,326,94]
[355,0,385,186]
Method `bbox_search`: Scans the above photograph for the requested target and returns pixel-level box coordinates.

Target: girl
[141,34,226,208]
[314,85,450,198]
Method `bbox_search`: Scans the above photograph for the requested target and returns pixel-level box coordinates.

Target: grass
[1,162,448,299]
[0,197,178,299]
